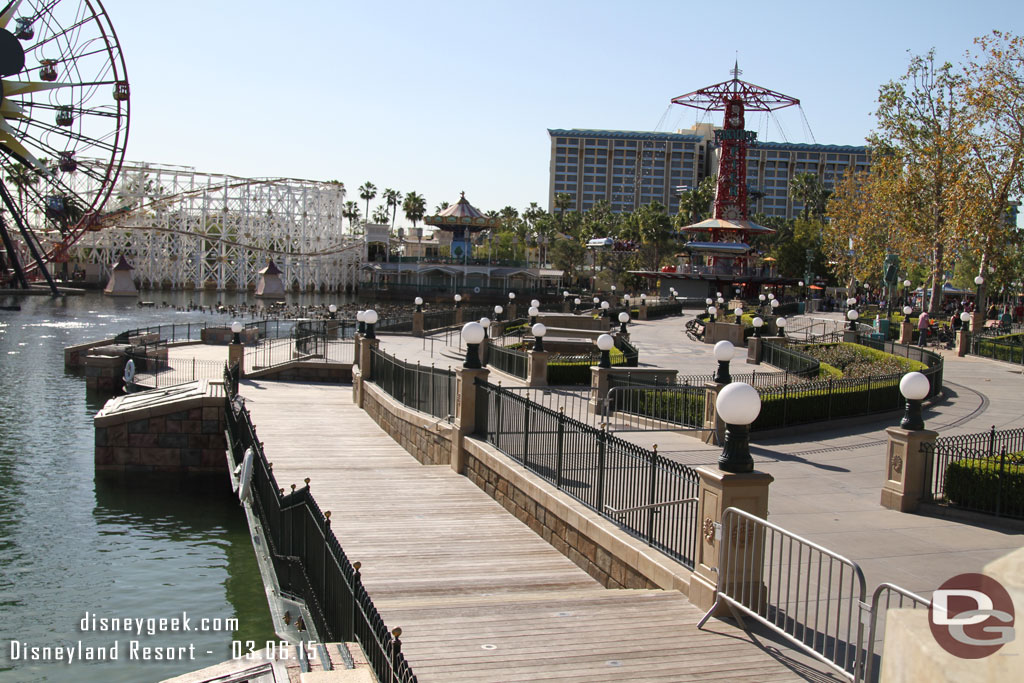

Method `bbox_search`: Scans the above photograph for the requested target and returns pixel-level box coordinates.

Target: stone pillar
[899,321,914,345]
[490,320,505,339]
[353,333,363,369]
[480,336,489,365]
[412,311,424,336]
[451,366,490,474]
[589,366,611,415]
[508,303,518,321]
[562,300,571,313]
[842,329,859,343]
[689,465,774,613]
[701,382,726,445]
[359,337,379,380]
[880,426,938,512]
[455,308,464,326]
[956,330,970,357]
[526,350,550,387]
[746,337,762,365]
[326,319,340,339]
[228,342,244,377]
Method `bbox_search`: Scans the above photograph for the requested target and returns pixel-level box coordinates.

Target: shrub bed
[794,342,926,378]
[944,455,1024,516]
[614,386,705,428]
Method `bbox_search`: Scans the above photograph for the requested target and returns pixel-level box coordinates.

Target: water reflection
[0,292,276,682]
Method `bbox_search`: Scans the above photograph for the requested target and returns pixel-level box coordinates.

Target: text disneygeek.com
[3,611,249,665]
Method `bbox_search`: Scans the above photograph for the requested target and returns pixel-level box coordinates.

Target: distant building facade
[548,125,869,220]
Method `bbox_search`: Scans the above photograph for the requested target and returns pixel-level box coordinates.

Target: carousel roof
[678,241,752,255]
[673,218,775,235]
[424,192,501,231]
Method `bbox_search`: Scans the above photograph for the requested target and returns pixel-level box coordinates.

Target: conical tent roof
[425,192,501,231]
[112,255,134,271]
[259,259,282,275]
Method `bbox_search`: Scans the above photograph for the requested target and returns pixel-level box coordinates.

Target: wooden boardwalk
[242,380,821,682]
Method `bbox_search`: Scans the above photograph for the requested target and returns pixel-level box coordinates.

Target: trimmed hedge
[615,386,705,428]
[545,347,627,385]
[752,374,902,430]
[945,456,1024,516]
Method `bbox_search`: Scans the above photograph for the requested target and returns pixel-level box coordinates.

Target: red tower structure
[672,62,800,222]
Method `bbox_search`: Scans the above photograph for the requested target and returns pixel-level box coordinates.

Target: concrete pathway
[375,311,1023,598]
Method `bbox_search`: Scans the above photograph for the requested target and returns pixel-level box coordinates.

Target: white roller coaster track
[65,161,363,291]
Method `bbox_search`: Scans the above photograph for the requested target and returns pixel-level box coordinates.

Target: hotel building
[548,126,869,220]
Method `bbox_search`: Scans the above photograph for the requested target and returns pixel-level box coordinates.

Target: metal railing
[604,383,705,430]
[760,339,820,378]
[222,367,418,683]
[753,373,903,431]
[475,380,701,568]
[862,583,930,682]
[970,333,1024,365]
[699,507,869,680]
[922,426,1024,519]
[368,347,456,422]
[244,334,355,369]
[642,301,684,319]
[699,508,933,682]
[126,354,225,390]
[614,335,639,366]
[421,308,458,331]
[115,322,208,344]
[487,343,528,379]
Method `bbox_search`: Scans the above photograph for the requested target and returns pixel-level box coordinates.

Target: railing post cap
[304,477,311,487]
[392,627,402,638]
[353,560,361,571]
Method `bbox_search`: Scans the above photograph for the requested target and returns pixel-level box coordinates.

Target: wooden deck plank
[242,379,822,682]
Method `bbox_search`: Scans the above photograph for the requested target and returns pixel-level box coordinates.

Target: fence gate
[699,507,931,682]
[602,384,706,433]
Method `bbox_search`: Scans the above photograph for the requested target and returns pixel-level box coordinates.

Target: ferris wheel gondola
[0,0,129,293]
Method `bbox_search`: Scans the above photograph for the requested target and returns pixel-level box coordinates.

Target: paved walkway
[375,311,1023,598]
[243,380,823,682]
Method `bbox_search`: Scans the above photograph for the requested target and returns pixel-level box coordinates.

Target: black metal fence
[126,353,225,390]
[474,380,701,569]
[970,334,1024,365]
[115,322,207,344]
[245,334,355,369]
[760,339,820,378]
[368,347,456,422]
[487,343,528,379]
[614,336,640,366]
[421,309,457,331]
[922,426,1024,519]
[642,301,684,319]
[223,368,418,682]
[753,374,903,431]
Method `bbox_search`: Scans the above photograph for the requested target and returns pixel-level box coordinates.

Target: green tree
[403,191,427,228]
[674,175,716,225]
[790,172,830,219]
[554,192,574,227]
[960,31,1024,323]
[550,236,587,285]
[372,205,390,225]
[358,182,377,221]
[382,188,401,229]
[342,201,361,229]
[828,50,973,314]
[621,202,673,271]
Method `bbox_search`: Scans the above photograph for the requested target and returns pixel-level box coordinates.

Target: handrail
[604,497,696,518]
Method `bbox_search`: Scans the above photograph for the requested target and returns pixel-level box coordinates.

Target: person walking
[917,312,929,347]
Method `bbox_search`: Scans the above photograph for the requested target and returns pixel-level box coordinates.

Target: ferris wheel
[0,0,129,294]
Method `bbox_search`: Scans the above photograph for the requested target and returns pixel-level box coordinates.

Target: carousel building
[359,193,564,302]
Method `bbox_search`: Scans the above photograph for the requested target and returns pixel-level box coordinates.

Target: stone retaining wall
[247,362,351,383]
[360,381,453,465]
[95,394,226,477]
[463,439,692,594]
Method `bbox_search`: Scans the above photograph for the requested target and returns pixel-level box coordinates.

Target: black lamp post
[596,334,613,369]
[532,323,546,352]
[414,296,423,313]
[618,311,629,334]
[713,340,734,384]
[899,372,930,430]
[461,322,484,369]
[363,309,378,339]
[454,293,462,309]
[752,316,763,337]
[231,321,242,345]
[716,382,761,473]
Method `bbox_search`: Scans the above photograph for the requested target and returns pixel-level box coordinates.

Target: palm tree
[790,173,829,219]
[383,188,401,229]
[342,201,361,229]
[403,191,427,228]
[358,182,377,221]
[434,201,449,213]
[372,205,391,224]
[554,193,573,226]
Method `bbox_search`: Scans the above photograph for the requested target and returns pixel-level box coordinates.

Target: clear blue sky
[107,0,1019,220]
